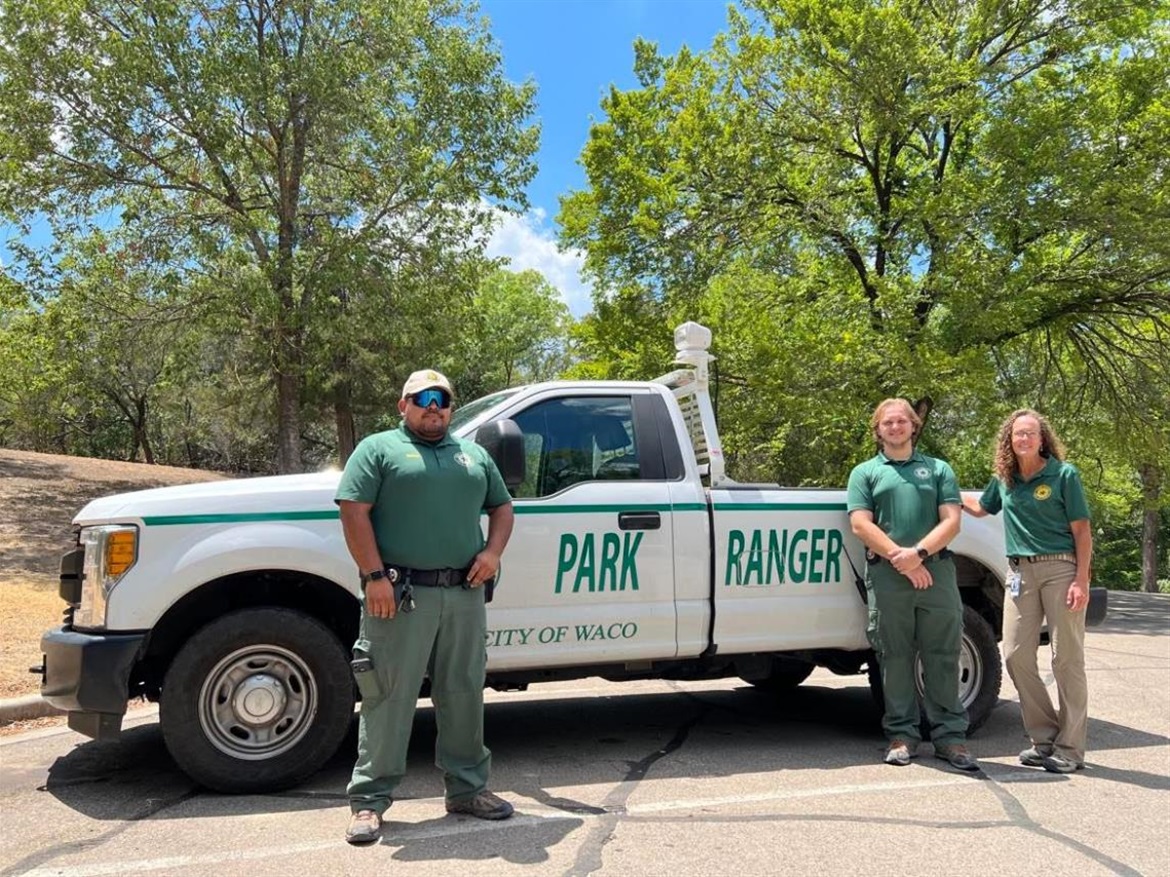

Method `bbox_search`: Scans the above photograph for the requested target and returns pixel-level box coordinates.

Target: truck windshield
[449,388,523,431]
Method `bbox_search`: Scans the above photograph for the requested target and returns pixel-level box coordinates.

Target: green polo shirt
[846,450,961,547]
[978,456,1089,556]
[336,423,511,569]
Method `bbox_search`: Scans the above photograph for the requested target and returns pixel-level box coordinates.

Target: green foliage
[453,268,573,398]
[1089,505,1170,593]
[0,0,538,471]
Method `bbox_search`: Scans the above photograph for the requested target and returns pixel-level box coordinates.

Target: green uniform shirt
[978,456,1089,556]
[335,423,511,569]
[847,450,961,547]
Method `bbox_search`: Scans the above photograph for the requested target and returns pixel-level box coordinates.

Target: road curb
[0,694,65,724]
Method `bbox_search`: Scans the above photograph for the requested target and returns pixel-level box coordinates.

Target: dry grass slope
[0,449,230,700]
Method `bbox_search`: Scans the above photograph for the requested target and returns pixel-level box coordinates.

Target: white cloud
[485,207,593,317]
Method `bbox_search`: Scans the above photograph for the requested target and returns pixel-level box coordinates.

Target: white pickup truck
[35,322,1105,792]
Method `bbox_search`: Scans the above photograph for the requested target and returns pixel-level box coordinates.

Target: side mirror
[475,419,525,491]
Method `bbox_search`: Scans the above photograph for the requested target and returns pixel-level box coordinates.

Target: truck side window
[510,396,640,498]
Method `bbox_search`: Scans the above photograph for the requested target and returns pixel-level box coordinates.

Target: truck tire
[867,604,1002,735]
[160,607,354,793]
[742,661,815,693]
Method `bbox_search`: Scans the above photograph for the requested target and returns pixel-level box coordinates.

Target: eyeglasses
[1012,430,1040,439]
[409,388,451,410]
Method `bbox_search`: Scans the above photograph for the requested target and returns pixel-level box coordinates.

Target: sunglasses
[409,388,452,410]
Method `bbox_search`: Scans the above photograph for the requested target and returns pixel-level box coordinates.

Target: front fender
[105,520,355,628]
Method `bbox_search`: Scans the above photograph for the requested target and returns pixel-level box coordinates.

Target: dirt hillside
[0,448,231,700]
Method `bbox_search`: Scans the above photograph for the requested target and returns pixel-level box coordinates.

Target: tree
[0,0,537,472]
[55,230,220,464]
[460,268,573,394]
[560,0,1169,401]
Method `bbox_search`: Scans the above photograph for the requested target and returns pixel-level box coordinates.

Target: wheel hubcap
[232,674,287,725]
[198,645,317,761]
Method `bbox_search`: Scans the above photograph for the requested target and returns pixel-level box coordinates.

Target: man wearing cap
[336,369,515,845]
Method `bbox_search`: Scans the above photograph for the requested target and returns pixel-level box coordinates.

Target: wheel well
[955,555,1004,639]
[132,571,359,698]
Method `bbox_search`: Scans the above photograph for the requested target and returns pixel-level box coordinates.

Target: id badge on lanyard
[1006,568,1022,597]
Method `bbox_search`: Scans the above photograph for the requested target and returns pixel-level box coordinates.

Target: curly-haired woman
[962,410,1093,774]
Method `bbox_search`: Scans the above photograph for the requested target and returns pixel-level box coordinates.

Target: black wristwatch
[360,567,389,586]
[915,545,930,561]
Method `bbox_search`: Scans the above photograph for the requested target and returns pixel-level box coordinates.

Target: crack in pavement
[563,697,706,877]
[978,772,1144,876]
[0,788,201,877]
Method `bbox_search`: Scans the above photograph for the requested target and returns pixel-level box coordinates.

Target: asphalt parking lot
[1,591,1167,877]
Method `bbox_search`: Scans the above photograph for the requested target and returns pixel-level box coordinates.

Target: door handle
[618,511,660,531]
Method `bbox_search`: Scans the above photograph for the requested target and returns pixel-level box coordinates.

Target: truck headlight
[75,525,138,629]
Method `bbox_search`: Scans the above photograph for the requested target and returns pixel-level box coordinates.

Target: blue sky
[480,0,732,315]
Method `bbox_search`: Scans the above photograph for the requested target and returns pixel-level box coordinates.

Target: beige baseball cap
[401,369,453,399]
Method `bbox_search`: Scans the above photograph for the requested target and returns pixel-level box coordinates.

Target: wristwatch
[360,567,389,586]
[915,545,930,561]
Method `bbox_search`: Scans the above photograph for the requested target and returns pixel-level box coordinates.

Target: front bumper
[39,626,146,740]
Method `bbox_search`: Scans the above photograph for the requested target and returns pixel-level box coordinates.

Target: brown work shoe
[445,790,515,820]
[934,743,979,772]
[345,809,382,845]
[884,740,916,766]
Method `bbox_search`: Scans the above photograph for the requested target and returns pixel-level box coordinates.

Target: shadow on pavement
[41,675,1169,825]
[1090,590,1170,636]
[377,812,584,865]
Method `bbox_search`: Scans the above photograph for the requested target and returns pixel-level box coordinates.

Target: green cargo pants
[347,583,490,815]
[866,556,968,746]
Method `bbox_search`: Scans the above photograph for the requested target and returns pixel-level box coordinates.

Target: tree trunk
[334,381,356,466]
[1139,463,1161,593]
[135,426,155,464]
[135,398,154,464]
[276,365,302,474]
[273,257,304,474]
[330,286,356,465]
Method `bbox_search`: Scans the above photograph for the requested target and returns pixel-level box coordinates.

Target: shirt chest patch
[1033,484,1052,501]
[914,466,931,480]
[453,452,473,469]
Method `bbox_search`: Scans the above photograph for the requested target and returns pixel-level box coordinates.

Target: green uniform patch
[978,456,1089,556]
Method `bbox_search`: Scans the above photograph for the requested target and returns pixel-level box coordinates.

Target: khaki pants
[1003,557,1088,763]
[347,584,491,815]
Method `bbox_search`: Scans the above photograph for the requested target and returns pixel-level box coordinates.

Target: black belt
[386,564,471,587]
[866,548,953,564]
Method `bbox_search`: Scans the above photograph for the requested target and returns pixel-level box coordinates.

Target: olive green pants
[866,557,968,746]
[347,584,490,815]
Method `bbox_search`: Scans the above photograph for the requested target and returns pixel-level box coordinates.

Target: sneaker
[1041,753,1083,774]
[345,809,382,845]
[1019,744,1054,767]
[446,790,515,820]
[884,740,916,766]
[934,744,979,772]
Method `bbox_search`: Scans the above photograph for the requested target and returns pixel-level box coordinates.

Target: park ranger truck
[34,322,1105,793]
